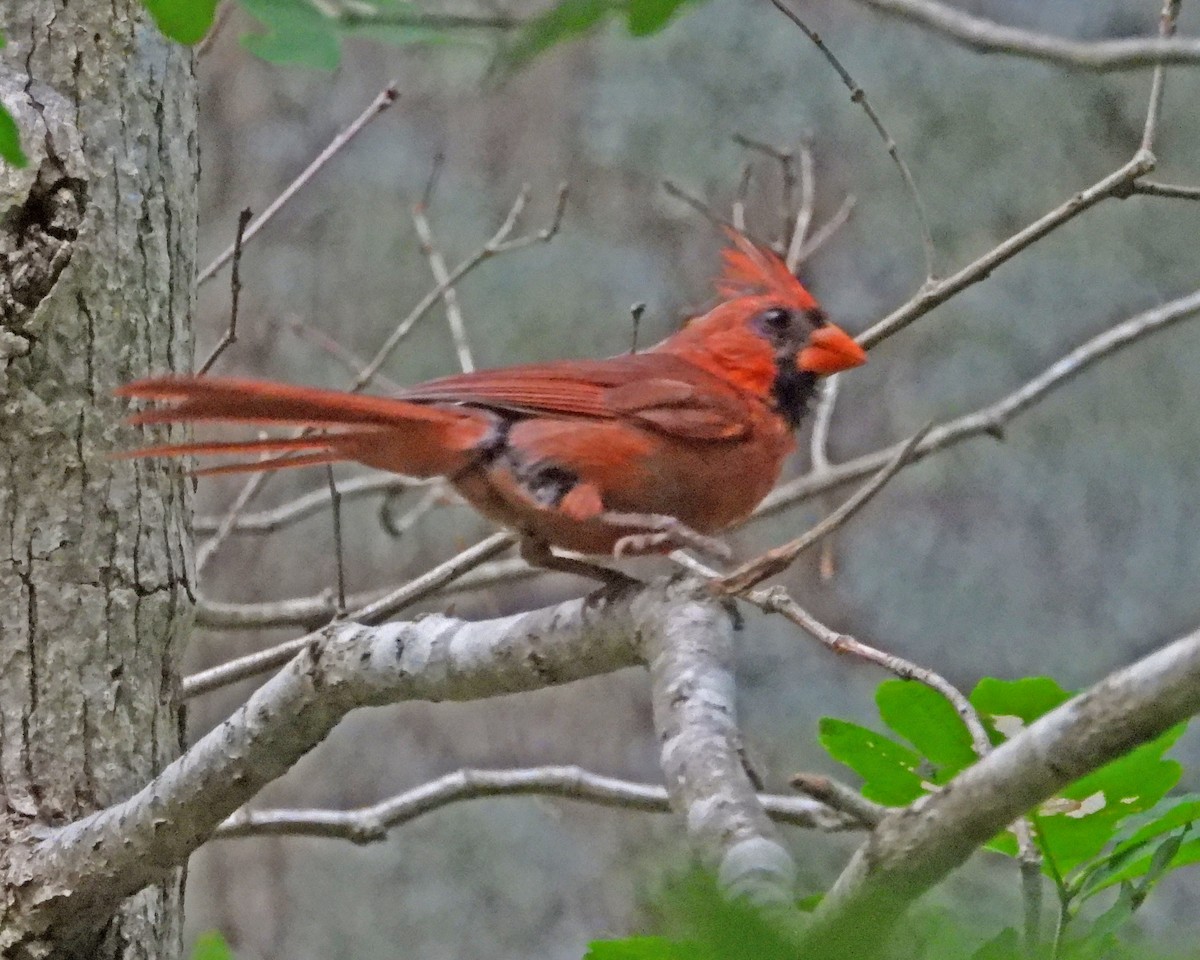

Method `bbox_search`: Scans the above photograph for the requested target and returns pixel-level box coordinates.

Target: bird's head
[663,232,866,426]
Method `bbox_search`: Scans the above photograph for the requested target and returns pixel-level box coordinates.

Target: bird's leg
[601,511,732,562]
[519,537,640,590]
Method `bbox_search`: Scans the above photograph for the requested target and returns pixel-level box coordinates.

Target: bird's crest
[716,230,818,311]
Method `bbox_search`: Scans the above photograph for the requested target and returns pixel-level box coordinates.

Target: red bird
[118,235,866,581]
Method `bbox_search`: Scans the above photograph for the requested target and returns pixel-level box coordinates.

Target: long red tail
[115,376,490,478]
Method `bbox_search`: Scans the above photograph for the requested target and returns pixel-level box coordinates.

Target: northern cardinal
[118,234,866,581]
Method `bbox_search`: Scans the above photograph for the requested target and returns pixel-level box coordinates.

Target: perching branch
[803,625,1200,957]
[11,580,690,947]
[718,423,932,593]
[184,532,516,698]
[644,582,798,906]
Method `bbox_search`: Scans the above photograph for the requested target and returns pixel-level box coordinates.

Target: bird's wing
[398,353,751,441]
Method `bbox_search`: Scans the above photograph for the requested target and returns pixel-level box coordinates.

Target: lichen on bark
[0,3,197,957]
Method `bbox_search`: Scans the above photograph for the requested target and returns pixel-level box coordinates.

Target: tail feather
[193,452,349,477]
[119,376,459,429]
[117,375,492,478]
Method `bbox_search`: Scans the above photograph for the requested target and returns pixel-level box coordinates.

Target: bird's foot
[603,511,731,562]
[519,537,641,591]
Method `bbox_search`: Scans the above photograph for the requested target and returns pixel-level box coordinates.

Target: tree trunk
[0,3,196,957]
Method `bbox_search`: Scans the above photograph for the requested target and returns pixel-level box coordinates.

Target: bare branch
[788,140,817,269]
[184,532,516,698]
[325,466,347,615]
[718,423,932,593]
[1132,179,1200,199]
[763,284,1200,514]
[355,182,568,388]
[769,0,938,281]
[412,202,476,373]
[644,583,797,906]
[215,765,859,843]
[197,207,252,375]
[849,0,1200,71]
[196,470,271,575]
[804,625,1200,956]
[858,154,1155,348]
[792,194,856,263]
[20,580,687,944]
[789,773,885,828]
[283,315,405,391]
[1141,0,1184,154]
[193,474,417,535]
[197,83,399,287]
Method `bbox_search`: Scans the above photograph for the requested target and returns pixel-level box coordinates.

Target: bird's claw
[604,512,731,561]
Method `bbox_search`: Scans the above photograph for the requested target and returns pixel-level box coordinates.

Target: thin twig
[717,423,932,593]
[857,154,1155,348]
[809,375,841,581]
[849,0,1200,71]
[331,6,521,30]
[793,194,856,263]
[789,773,886,828]
[197,83,400,287]
[732,161,753,233]
[787,141,817,270]
[196,467,270,575]
[761,587,992,751]
[183,532,516,698]
[213,765,860,843]
[1141,0,1184,154]
[628,302,646,354]
[1131,179,1200,200]
[355,182,568,388]
[732,133,797,250]
[768,0,938,282]
[197,207,252,376]
[326,465,347,616]
[662,180,773,249]
[193,475,418,535]
[283,316,404,392]
[412,202,476,373]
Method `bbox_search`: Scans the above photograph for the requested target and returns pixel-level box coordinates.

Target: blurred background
[184,1,1200,956]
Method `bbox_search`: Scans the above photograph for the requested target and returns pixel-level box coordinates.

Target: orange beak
[798,325,867,375]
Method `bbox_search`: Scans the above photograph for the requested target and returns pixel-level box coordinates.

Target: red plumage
[117,235,866,577]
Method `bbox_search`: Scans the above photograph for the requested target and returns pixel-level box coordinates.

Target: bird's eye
[758,308,791,333]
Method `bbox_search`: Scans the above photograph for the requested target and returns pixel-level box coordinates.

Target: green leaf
[504,0,619,67]
[0,102,27,169]
[1112,795,1200,855]
[0,32,27,168]
[970,676,1072,728]
[971,927,1021,960]
[876,680,978,779]
[1035,725,1186,876]
[1094,835,1200,897]
[190,931,235,960]
[795,893,823,913]
[239,0,343,69]
[818,717,927,805]
[626,0,689,36]
[584,937,687,960]
[142,0,220,44]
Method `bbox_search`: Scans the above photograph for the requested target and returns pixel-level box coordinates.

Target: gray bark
[0,2,196,958]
